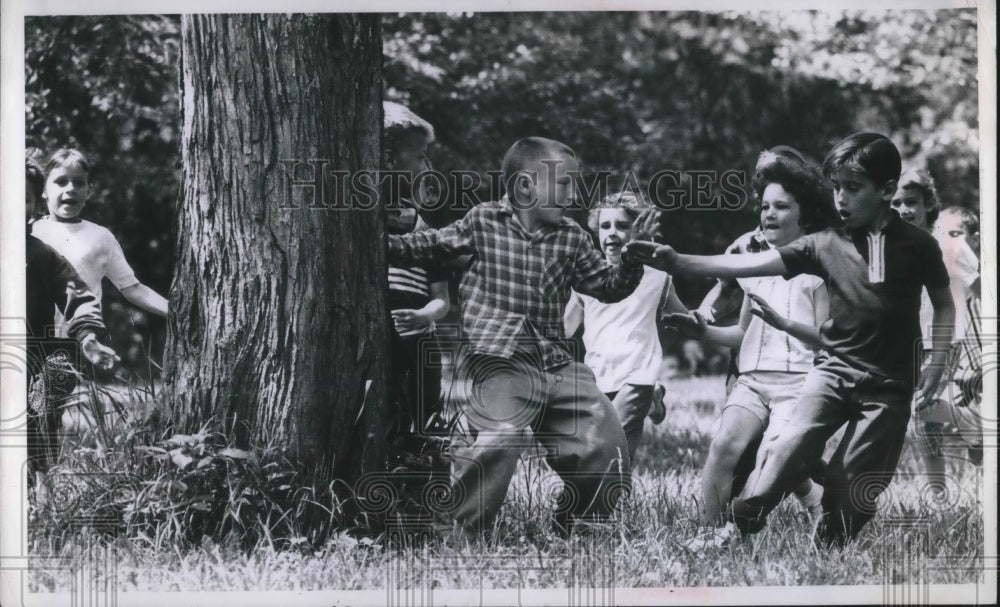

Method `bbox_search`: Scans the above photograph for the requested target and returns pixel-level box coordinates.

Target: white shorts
[723,371,806,426]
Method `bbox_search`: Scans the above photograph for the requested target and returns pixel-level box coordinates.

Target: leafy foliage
[25,11,981,368]
[383,10,980,302]
[26,15,181,376]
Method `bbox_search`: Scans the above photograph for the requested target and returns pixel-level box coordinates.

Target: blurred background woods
[25,10,980,378]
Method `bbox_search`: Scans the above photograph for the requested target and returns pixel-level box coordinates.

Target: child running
[625,132,955,546]
[891,171,982,488]
[664,147,834,548]
[387,137,659,536]
[564,191,684,463]
[31,149,168,336]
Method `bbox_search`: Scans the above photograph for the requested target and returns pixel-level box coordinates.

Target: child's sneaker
[681,522,738,551]
[648,384,667,425]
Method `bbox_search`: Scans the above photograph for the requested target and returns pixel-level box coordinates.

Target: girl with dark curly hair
[663,146,839,549]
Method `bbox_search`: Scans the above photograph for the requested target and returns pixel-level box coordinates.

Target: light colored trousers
[449,355,631,533]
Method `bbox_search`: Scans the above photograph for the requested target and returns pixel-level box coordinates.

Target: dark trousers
[388,330,443,441]
[732,354,912,545]
[605,384,654,463]
[25,338,82,476]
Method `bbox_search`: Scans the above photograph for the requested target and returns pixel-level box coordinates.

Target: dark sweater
[26,230,106,342]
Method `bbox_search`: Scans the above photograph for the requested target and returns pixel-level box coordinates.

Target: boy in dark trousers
[625,132,955,545]
[382,101,451,456]
[387,137,658,535]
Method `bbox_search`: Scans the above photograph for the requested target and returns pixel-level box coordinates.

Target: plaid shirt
[388,199,644,369]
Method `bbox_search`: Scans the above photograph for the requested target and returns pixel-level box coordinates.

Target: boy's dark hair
[822,132,901,188]
[501,137,576,191]
[753,147,839,233]
[26,156,45,199]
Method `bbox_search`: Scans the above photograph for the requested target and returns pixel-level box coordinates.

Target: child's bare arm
[746,292,824,350]
[624,242,787,278]
[424,280,451,322]
[121,283,168,317]
[915,286,956,409]
[662,309,744,348]
[392,280,451,334]
[657,279,687,316]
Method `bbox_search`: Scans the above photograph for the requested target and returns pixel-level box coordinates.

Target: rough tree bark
[164,14,387,482]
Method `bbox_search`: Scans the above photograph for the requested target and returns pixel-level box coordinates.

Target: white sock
[794,479,823,510]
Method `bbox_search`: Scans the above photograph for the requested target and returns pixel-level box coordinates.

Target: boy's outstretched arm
[122,283,168,317]
[388,216,473,267]
[915,286,956,410]
[623,242,787,279]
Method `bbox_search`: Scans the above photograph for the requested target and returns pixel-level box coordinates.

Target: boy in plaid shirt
[387,137,658,535]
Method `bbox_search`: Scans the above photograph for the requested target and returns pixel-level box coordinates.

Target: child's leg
[388,331,415,439]
[608,384,654,464]
[534,361,630,527]
[448,355,541,533]
[698,374,769,527]
[700,402,765,527]
[731,358,852,535]
[411,333,444,436]
[818,375,911,546]
[912,414,948,493]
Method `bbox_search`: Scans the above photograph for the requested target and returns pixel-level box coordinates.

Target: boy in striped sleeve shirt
[382,101,451,456]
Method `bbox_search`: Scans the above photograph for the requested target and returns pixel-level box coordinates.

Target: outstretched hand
[621,241,677,271]
[747,293,788,331]
[661,310,708,339]
[913,363,946,412]
[631,208,662,243]
[81,336,120,371]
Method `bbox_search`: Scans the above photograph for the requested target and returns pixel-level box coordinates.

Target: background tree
[162,14,387,480]
[26,10,980,374]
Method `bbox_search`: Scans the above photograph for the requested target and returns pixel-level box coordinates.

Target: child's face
[597,208,635,264]
[43,163,89,220]
[934,211,979,258]
[890,187,929,229]
[759,183,804,247]
[386,133,433,204]
[830,167,893,231]
[524,150,578,227]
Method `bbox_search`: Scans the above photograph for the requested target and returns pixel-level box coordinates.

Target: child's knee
[707,435,748,467]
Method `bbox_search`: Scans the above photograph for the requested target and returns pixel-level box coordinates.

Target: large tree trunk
[164,14,386,482]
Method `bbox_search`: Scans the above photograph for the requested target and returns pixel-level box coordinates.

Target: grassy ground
[28,376,985,591]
